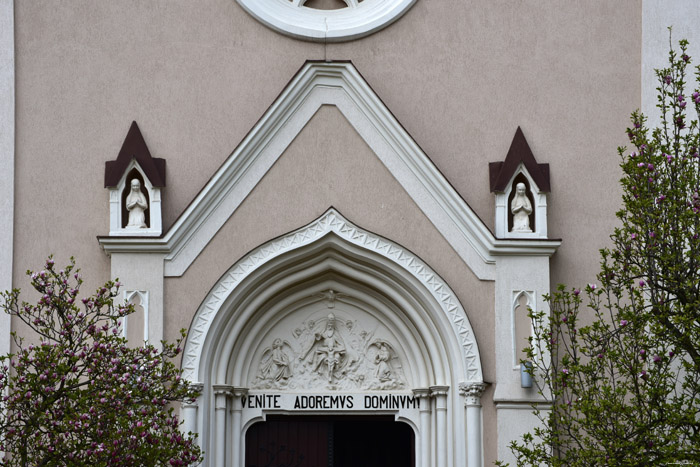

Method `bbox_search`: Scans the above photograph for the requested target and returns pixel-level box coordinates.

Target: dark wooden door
[245,416,414,467]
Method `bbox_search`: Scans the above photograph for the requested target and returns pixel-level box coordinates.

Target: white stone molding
[122,290,149,345]
[0,0,14,362]
[181,208,483,386]
[430,385,449,467]
[494,164,548,239]
[182,209,479,466]
[212,385,233,466]
[98,62,561,281]
[236,0,418,42]
[230,387,248,467]
[511,290,535,369]
[412,388,432,467]
[180,382,204,440]
[460,382,486,467]
[109,159,162,237]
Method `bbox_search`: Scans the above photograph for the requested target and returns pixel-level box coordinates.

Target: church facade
[0,1,698,465]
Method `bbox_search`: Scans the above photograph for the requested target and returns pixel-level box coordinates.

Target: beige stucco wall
[12,0,640,288]
[11,1,641,464]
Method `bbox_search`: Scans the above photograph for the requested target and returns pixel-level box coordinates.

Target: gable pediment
[99,61,560,280]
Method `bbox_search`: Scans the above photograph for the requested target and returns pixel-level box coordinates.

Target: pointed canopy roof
[489,127,550,193]
[105,121,166,187]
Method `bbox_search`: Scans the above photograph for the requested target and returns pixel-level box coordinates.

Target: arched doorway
[181,209,485,467]
[245,415,414,467]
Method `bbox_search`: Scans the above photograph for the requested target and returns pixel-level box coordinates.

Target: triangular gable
[99,61,560,280]
[489,127,550,193]
[105,121,166,187]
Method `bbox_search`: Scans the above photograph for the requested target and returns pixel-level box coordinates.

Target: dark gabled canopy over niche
[489,127,550,193]
[105,121,166,188]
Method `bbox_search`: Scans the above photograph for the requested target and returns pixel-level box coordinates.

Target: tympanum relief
[252,300,406,391]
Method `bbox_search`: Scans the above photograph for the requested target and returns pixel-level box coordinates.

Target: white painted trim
[495,402,552,411]
[98,62,560,280]
[182,208,483,385]
[236,0,418,42]
[0,0,14,359]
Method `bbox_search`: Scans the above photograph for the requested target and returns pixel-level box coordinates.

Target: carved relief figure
[251,303,407,390]
[301,313,347,383]
[258,338,292,386]
[510,182,532,232]
[126,179,148,228]
[374,342,394,382]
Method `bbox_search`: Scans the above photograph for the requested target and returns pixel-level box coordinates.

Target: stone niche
[104,121,165,237]
[490,127,550,239]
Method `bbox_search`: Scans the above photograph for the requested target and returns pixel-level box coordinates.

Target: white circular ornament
[236,0,418,42]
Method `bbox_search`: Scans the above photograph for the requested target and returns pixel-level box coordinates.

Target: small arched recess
[181,208,485,467]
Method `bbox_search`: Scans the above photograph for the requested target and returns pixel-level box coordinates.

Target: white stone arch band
[182,208,483,384]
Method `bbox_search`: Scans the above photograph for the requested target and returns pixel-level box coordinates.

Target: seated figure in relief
[126,179,148,228]
[259,338,292,384]
[510,182,532,232]
[301,313,347,383]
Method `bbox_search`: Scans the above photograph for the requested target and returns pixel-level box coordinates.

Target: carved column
[180,383,203,442]
[430,385,449,467]
[213,385,233,467]
[412,388,432,467]
[460,383,486,467]
[230,387,248,467]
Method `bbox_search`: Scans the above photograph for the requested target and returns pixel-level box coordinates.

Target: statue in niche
[300,313,348,383]
[510,182,532,232]
[256,338,292,387]
[126,179,148,228]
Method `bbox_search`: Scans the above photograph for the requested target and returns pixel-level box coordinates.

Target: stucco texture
[12,1,641,464]
[13,0,639,290]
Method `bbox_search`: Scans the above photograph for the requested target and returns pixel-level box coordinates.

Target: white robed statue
[126,179,148,228]
[510,182,532,232]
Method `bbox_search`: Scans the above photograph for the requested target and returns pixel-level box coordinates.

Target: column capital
[429,385,450,397]
[412,387,431,398]
[232,386,249,397]
[459,382,486,406]
[212,384,234,396]
[190,382,204,392]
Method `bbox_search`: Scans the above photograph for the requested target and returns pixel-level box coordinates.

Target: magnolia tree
[503,38,700,466]
[0,258,202,466]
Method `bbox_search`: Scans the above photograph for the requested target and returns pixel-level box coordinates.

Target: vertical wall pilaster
[430,385,449,467]
[412,388,432,467]
[0,0,15,361]
[213,385,233,467]
[461,383,486,467]
[181,383,203,443]
[231,387,248,467]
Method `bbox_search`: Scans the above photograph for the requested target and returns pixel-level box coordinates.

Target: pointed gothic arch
[181,208,485,466]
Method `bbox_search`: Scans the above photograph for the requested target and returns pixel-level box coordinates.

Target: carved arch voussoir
[182,208,483,384]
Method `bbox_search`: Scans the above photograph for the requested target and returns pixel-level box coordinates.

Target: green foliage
[0,258,203,466]
[502,35,700,466]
